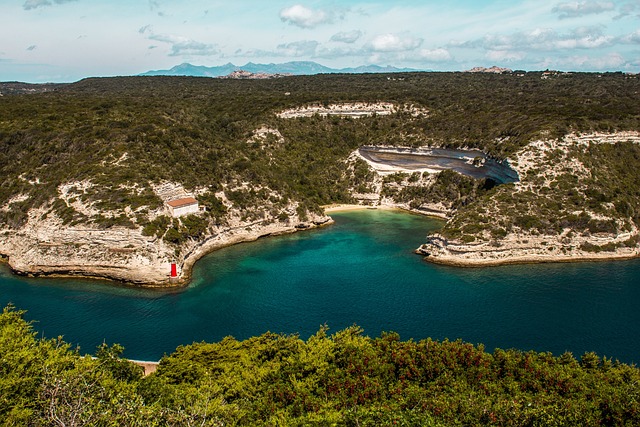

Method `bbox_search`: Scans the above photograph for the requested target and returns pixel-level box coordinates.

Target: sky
[1,0,640,82]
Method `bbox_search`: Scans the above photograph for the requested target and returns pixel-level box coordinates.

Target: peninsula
[1,71,639,286]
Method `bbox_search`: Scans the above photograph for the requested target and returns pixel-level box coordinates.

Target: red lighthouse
[170,263,177,278]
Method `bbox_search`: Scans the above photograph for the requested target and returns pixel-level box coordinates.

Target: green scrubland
[1,72,639,245]
[2,74,640,425]
[2,306,640,426]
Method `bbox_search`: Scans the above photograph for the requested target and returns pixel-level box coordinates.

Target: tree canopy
[2,305,640,426]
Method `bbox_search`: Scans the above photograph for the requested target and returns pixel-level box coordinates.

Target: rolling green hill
[1,71,640,281]
[2,73,640,424]
[2,72,638,225]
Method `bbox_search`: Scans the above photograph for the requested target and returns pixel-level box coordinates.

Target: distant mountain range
[140,61,421,77]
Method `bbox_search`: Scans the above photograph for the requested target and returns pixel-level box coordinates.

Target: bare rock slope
[0,182,331,287]
[417,132,640,266]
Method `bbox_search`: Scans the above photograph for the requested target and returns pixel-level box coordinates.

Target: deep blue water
[1,209,640,363]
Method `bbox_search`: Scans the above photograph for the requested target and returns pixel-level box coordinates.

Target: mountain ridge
[140,61,422,77]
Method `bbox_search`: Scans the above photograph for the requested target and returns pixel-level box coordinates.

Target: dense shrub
[2,72,639,233]
[2,306,640,426]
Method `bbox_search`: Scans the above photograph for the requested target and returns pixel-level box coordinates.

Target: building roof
[166,197,198,208]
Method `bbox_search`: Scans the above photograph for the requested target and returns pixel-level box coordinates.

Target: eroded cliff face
[416,229,640,266]
[0,207,171,284]
[0,189,331,287]
[417,132,640,266]
[342,146,494,219]
[277,102,428,119]
[3,130,640,285]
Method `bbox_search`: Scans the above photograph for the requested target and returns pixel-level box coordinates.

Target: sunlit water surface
[1,210,639,363]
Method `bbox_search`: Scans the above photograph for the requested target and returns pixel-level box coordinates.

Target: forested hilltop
[2,306,640,426]
[1,71,640,283]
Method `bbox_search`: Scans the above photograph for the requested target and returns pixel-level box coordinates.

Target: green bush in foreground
[1,305,640,426]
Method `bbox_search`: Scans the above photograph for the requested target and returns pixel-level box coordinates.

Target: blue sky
[2,0,639,82]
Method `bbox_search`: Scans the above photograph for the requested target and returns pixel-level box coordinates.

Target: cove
[1,209,640,363]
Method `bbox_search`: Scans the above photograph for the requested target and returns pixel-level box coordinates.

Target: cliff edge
[416,132,640,266]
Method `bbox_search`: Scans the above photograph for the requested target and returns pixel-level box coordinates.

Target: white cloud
[560,26,614,48]
[23,0,76,10]
[554,35,612,48]
[148,34,220,57]
[276,40,319,57]
[23,0,49,9]
[369,33,423,52]
[418,48,452,62]
[594,52,626,68]
[486,50,526,62]
[279,5,333,29]
[614,1,640,19]
[330,30,363,44]
[564,52,626,69]
[316,45,360,59]
[552,1,615,19]
[620,29,640,43]
[463,26,614,52]
[238,40,320,58]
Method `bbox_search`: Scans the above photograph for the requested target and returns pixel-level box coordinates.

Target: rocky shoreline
[175,215,333,287]
[3,199,639,287]
[415,233,640,267]
[4,130,640,286]
[413,131,640,268]
[326,204,640,268]
[0,209,332,288]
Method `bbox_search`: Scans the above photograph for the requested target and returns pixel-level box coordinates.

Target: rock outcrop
[466,66,512,74]
[0,204,331,287]
[416,231,640,266]
[416,132,640,266]
[277,102,428,119]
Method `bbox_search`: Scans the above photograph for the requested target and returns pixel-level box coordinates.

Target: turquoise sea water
[1,209,640,363]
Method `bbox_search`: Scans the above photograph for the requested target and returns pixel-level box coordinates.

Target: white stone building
[166,197,199,217]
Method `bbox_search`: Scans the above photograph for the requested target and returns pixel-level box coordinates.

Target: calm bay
[1,209,640,363]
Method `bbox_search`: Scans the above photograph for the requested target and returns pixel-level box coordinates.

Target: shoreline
[1,204,441,288]
[323,203,448,219]
[421,252,640,268]
[0,216,336,289]
[1,204,442,288]
[417,244,640,268]
[323,203,395,213]
[178,216,334,287]
[4,204,640,287]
